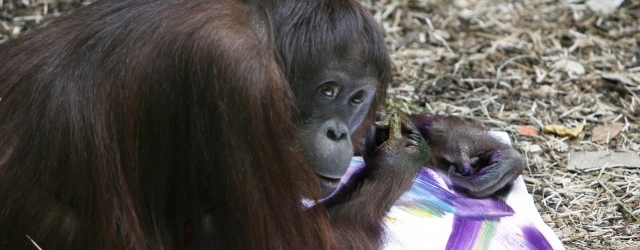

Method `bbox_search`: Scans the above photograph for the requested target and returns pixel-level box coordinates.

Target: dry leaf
[591,123,624,144]
[519,125,539,136]
[586,0,625,15]
[543,124,584,138]
[552,59,585,76]
[568,151,640,170]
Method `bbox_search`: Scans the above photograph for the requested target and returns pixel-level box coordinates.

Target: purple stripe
[523,226,554,250]
[445,217,483,250]
[398,168,514,219]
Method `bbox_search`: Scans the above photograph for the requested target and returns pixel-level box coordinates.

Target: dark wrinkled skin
[293,55,380,198]
[409,114,525,198]
[320,109,430,247]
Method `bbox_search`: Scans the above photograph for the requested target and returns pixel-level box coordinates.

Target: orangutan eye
[350,92,365,104]
[318,83,339,98]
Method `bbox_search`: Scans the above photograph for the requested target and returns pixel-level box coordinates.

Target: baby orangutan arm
[321,110,429,248]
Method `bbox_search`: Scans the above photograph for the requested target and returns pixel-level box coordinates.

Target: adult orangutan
[0,0,524,249]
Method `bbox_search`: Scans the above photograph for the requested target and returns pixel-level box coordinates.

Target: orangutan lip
[316,174,342,186]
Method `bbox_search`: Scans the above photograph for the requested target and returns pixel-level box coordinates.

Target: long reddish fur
[0,0,393,249]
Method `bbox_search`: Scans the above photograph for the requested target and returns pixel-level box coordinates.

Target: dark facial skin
[293,55,379,198]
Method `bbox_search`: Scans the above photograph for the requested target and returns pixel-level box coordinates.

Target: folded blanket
[345,131,564,250]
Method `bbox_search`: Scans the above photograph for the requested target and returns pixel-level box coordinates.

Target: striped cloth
[344,131,564,250]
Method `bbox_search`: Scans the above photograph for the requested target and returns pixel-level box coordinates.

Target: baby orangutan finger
[406,134,422,148]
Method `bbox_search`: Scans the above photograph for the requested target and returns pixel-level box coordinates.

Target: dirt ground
[2,0,639,249]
